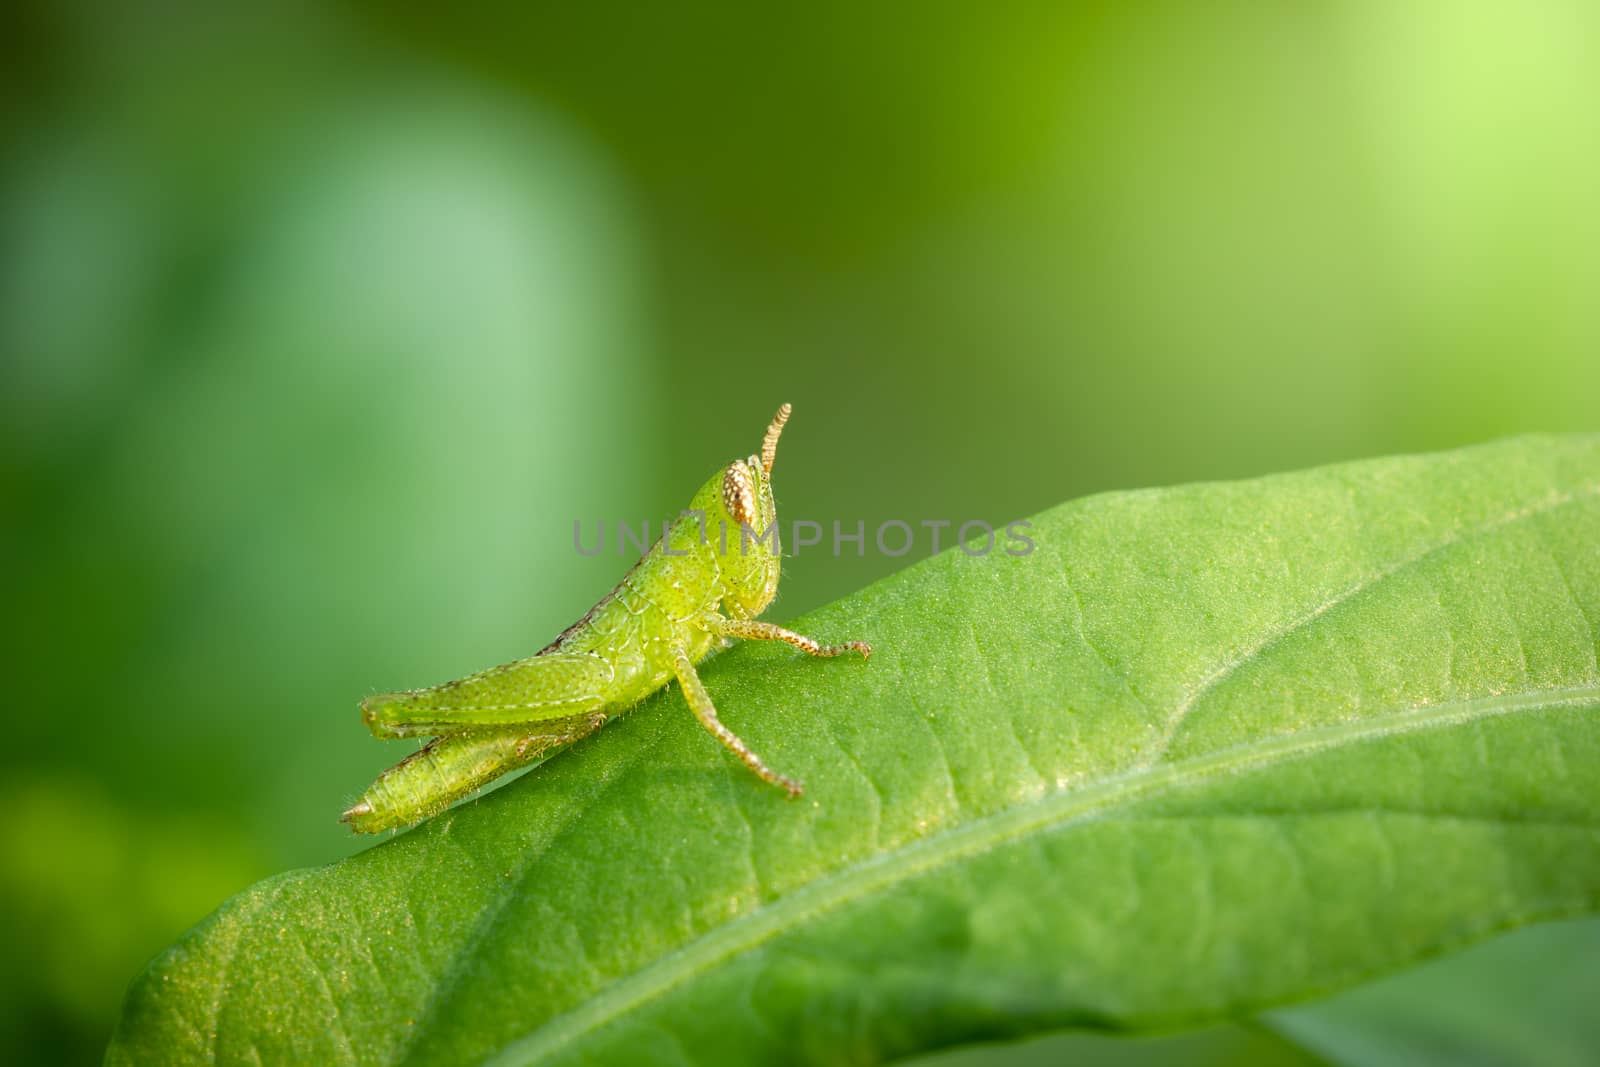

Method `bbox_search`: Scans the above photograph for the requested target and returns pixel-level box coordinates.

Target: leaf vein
[485,684,1600,1066]
[1146,485,1600,765]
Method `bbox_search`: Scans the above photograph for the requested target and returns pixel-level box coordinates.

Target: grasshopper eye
[722,462,757,527]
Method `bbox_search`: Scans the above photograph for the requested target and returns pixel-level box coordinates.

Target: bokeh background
[4,2,1599,1063]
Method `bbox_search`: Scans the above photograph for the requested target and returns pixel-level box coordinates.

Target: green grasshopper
[341,403,871,833]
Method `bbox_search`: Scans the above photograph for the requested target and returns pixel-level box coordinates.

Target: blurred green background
[4,2,1598,1063]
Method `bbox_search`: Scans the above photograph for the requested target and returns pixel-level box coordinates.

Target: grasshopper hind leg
[341,712,607,834]
[360,652,611,739]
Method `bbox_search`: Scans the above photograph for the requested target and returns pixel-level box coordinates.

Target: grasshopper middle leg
[671,647,802,797]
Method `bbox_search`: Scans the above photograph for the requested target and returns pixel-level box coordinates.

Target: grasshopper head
[710,403,789,617]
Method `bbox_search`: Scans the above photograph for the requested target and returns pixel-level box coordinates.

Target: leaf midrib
[485,683,1600,1067]
[1147,484,1600,764]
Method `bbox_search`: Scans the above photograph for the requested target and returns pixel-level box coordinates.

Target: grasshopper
[341,403,871,833]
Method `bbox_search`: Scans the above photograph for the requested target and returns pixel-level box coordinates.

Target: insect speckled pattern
[342,404,872,833]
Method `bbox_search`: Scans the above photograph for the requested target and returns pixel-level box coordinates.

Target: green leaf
[906,1019,1326,1067]
[1263,916,1600,1067]
[107,435,1600,1066]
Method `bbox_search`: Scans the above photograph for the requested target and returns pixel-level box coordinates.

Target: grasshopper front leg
[702,614,872,659]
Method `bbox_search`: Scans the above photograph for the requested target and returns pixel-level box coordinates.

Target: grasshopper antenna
[762,402,792,474]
